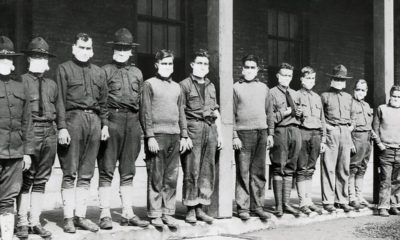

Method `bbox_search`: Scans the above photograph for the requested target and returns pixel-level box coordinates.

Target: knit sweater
[373,104,400,148]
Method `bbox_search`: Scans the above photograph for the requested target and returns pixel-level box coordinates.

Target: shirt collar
[238,77,259,83]
[277,84,290,93]
[156,73,172,82]
[28,72,45,81]
[190,74,211,85]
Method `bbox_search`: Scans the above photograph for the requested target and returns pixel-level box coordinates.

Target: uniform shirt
[297,88,326,143]
[56,59,108,129]
[350,98,373,131]
[102,62,143,112]
[233,78,274,137]
[0,74,34,159]
[321,88,354,126]
[180,75,219,121]
[373,104,400,148]
[140,76,188,138]
[22,72,58,122]
[270,85,301,127]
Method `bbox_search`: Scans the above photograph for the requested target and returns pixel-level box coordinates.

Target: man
[56,33,108,233]
[180,49,222,224]
[320,64,354,213]
[349,79,384,211]
[97,28,149,229]
[0,36,34,240]
[140,49,188,228]
[296,66,326,215]
[373,85,400,217]
[270,62,302,217]
[232,55,274,221]
[16,37,57,239]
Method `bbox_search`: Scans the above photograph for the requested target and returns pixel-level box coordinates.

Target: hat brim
[21,50,56,58]
[106,41,140,46]
[326,73,353,79]
[0,53,24,57]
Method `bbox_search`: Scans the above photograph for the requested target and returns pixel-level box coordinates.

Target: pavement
[10,145,377,239]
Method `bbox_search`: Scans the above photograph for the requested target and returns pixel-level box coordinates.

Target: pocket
[130,81,140,103]
[30,94,39,112]
[312,104,322,117]
[92,79,103,100]
[67,80,84,99]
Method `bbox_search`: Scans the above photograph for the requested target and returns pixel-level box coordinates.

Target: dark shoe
[238,212,251,220]
[15,225,29,239]
[299,206,312,215]
[161,215,178,228]
[308,204,323,215]
[73,217,99,232]
[283,204,300,217]
[151,217,164,228]
[63,218,76,233]
[389,207,400,215]
[99,216,113,230]
[195,207,214,224]
[120,216,149,227]
[334,203,353,213]
[323,204,337,213]
[251,209,271,220]
[275,206,283,217]
[349,201,361,211]
[185,208,197,224]
[30,225,52,238]
[378,209,389,217]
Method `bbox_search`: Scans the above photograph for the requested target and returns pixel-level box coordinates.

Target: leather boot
[283,177,300,217]
[272,178,283,217]
[185,206,197,223]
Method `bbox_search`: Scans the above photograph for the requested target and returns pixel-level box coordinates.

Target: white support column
[208,0,233,218]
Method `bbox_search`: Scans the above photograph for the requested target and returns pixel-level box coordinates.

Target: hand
[101,126,110,141]
[284,107,292,117]
[180,138,188,154]
[58,129,71,145]
[233,137,242,150]
[267,135,274,149]
[186,137,193,150]
[217,135,223,150]
[295,107,303,117]
[320,143,327,153]
[148,137,159,154]
[22,155,32,171]
[351,144,357,154]
[377,143,386,151]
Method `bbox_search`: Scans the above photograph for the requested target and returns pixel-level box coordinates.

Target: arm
[22,79,34,156]
[372,106,384,147]
[55,65,67,130]
[99,68,109,127]
[265,87,275,136]
[139,81,155,138]
[178,88,188,138]
[232,87,239,139]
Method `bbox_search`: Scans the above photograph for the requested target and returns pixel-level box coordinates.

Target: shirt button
[9,104,13,107]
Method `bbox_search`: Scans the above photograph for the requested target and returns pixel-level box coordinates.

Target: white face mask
[301,78,315,90]
[331,80,346,90]
[242,68,258,81]
[191,57,209,78]
[390,98,400,108]
[113,50,132,63]
[72,39,94,62]
[0,59,15,75]
[156,57,174,78]
[28,58,49,73]
[277,69,293,87]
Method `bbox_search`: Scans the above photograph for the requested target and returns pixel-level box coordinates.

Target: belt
[277,123,299,128]
[299,125,320,131]
[109,108,135,113]
[67,108,98,114]
[33,121,54,127]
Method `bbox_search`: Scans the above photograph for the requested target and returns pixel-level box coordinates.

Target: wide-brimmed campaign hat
[326,64,352,79]
[22,37,56,57]
[0,36,23,56]
[107,28,139,46]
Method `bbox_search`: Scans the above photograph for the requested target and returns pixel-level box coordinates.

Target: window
[136,0,185,80]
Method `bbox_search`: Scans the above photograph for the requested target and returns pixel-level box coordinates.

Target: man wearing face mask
[373,85,400,217]
[270,62,302,217]
[295,67,326,216]
[0,36,34,240]
[56,33,108,233]
[179,49,222,224]
[97,28,149,229]
[349,79,385,212]
[320,64,355,213]
[15,37,57,239]
[140,49,188,228]
[232,55,274,221]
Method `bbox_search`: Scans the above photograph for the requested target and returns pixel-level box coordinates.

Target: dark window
[136,0,185,81]
[267,7,308,89]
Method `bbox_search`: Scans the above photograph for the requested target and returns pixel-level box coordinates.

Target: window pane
[278,41,290,64]
[152,0,164,17]
[268,39,277,66]
[290,14,299,39]
[278,11,289,38]
[168,26,181,57]
[138,0,149,15]
[268,9,277,35]
[137,21,151,54]
[168,0,181,20]
[152,23,167,53]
